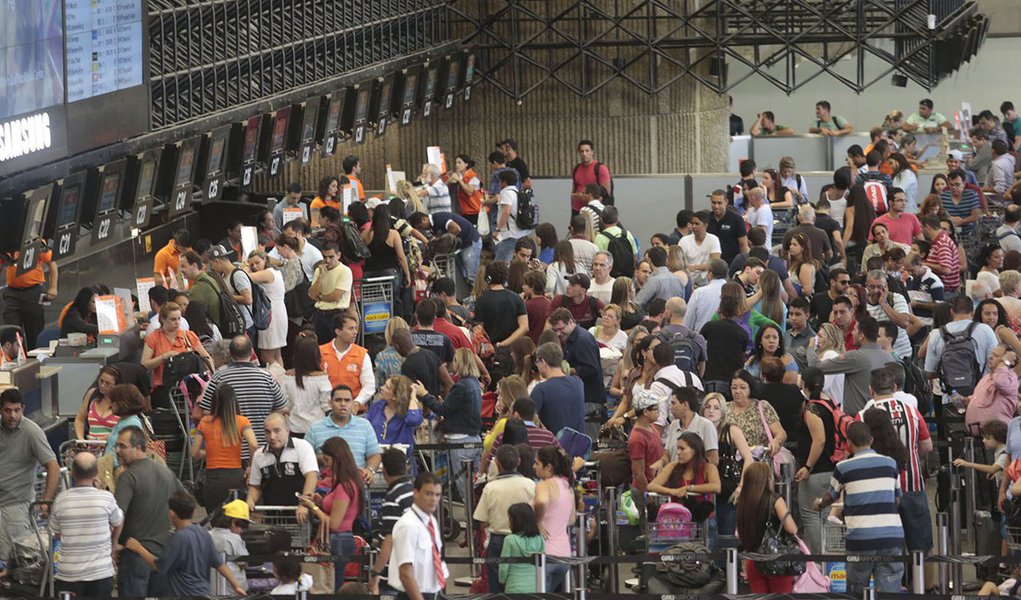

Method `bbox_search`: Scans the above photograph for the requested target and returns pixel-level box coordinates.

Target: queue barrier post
[534,552,547,593]
[936,512,950,593]
[948,459,964,590]
[725,547,739,594]
[911,550,925,595]
[864,584,876,600]
[606,486,619,593]
[575,511,588,594]
[462,458,479,577]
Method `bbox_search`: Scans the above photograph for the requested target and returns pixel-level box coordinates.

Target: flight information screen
[0,0,65,121]
[65,0,145,102]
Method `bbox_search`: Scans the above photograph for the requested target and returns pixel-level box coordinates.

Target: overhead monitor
[445,56,462,91]
[377,76,394,118]
[324,93,345,133]
[242,115,263,163]
[269,107,291,154]
[175,144,196,188]
[22,192,49,245]
[97,171,120,213]
[135,151,159,198]
[403,71,419,106]
[301,96,322,144]
[423,65,440,101]
[354,87,371,123]
[465,54,477,86]
[56,182,83,230]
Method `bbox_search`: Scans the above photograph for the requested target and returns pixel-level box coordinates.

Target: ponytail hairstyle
[536,445,574,484]
[800,366,826,400]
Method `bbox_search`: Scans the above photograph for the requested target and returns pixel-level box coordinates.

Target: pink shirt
[966,367,1020,430]
[322,482,361,533]
[538,476,574,556]
[871,212,921,246]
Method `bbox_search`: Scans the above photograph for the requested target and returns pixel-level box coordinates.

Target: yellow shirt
[311,262,352,310]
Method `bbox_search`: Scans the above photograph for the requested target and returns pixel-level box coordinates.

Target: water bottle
[948,391,966,414]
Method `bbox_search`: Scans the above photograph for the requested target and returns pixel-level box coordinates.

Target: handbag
[476,206,490,236]
[758,400,795,478]
[793,537,830,592]
[717,426,743,501]
[755,509,805,577]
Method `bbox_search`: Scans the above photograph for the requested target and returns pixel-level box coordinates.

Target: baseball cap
[365,197,383,210]
[566,272,591,289]
[947,149,964,161]
[208,245,231,260]
[632,392,659,414]
[222,499,253,522]
[286,182,302,194]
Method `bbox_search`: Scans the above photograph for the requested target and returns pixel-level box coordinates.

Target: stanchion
[297,589,308,600]
[535,552,547,593]
[948,460,964,590]
[863,585,876,600]
[725,547,739,594]
[911,550,925,594]
[606,486,619,593]
[462,459,478,577]
[936,512,950,593]
[779,462,794,510]
[574,511,588,594]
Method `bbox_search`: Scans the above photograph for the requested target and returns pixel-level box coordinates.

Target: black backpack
[342,219,372,261]
[514,187,538,230]
[656,329,698,372]
[602,225,635,278]
[230,269,271,331]
[212,271,247,338]
[900,357,933,415]
[938,322,981,395]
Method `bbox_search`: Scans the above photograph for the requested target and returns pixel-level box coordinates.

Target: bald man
[50,452,125,598]
[247,413,319,523]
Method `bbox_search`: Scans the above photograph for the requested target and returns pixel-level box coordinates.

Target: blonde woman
[484,375,530,455]
[394,180,426,216]
[245,249,287,365]
[666,246,691,299]
[373,317,410,383]
[367,374,422,448]
[590,304,628,353]
[420,348,484,501]
[816,322,846,404]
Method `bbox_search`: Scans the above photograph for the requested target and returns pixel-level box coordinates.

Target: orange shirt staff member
[141,302,210,388]
[343,155,366,201]
[153,229,192,287]
[4,246,59,350]
[320,314,375,409]
[310,175,341,228]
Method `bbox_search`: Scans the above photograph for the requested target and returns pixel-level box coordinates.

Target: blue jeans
[899,490,933,552]
[495,237,518,262]
[330,531,355,589]
[458,238,482,283]
[487,533,506,593]
[118,548,169,597]
[447,435,482,505]
[846,547,905,595]
[546,562,570,592]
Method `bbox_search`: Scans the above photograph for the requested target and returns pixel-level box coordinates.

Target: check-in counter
[0,359,43,413]
[45,345,123,417]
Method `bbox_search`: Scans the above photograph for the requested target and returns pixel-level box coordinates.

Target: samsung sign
[0,113,53,162]
[0,108,68,179]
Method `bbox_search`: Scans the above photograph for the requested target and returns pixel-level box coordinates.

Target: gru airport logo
[0,112,52,163]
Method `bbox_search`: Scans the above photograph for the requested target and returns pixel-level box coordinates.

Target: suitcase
[974,510,1001,581]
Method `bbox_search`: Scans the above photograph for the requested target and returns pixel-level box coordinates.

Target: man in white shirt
[744,186,773,244]
[388,473,449,600]
[568,214,599,272]
[588,251,615,303]
[271,219,322,280]
[679,210,722,287]
[417,164,452,214]
[494,170,531,262]
[661,386,718,464]
[997,205,1021,254]
[646,341,703,430]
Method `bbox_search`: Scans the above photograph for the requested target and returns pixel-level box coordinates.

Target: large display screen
[0,0,65,121]
[324,94,343,133]
[56,183,81,228]
[97,171,119,212]
[136,156,155,197]
[354,88,370,123]
[207,135,226,173]
[242,115,261,163]
[175,146,195,186]
[65,0,145,102]
[270,108,290,153]
[23,194,48,244]
[402,72,419,105]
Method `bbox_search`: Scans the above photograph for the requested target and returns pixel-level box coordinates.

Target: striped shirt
[925,230,960,290]
[858,397,930,492]
[199,363,288,460]
[482,422,560,473]
[304,415,381,468]
[50,486,124,581]
[826,449,903,551]
[940,188,981,236]
[379,477,414,539]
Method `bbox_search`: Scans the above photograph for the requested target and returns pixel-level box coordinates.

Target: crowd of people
[3,113,1021,598]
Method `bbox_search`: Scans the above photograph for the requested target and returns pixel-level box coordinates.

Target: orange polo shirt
[5,250,53,288]
[153,242,181,279]
[310,196,342,211]
[348,177,366,200]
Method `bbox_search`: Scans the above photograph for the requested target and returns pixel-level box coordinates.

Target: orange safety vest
[320,341,368,398]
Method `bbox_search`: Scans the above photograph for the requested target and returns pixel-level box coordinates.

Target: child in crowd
[270,554,313,595]
[954,420,1009,555]
[499,503,546,593]
[208,499,251,593]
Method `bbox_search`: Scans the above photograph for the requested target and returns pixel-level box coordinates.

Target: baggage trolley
[251,506,312,550]
[57,440,107,489]
[432,252,459,281]
[356,275,395,344]
[821,519,847,592]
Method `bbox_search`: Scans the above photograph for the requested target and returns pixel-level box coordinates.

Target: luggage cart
[821,519,847,593]
[356,275,395,344]
[432,252,459,281]
[251,506,312,550]
[57,440,107,489]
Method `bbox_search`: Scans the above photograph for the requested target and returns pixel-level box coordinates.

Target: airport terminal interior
[3,0,1021,598]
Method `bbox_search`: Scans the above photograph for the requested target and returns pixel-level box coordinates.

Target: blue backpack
[556,427,592,460]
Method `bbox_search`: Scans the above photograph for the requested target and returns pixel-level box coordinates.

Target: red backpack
[808,397,855,463]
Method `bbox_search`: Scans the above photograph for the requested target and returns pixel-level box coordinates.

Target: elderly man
[247,413,319,518]
[783,204,832,262]
[50,452,124,598]
[199,336,288,459]
[588,251,615,303]
[0,389,59,566]
[863,270,915,359]
[417,163,452,214]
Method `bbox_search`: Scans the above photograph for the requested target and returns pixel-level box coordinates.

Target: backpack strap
[588,295,599,320]
[655,377,682,393]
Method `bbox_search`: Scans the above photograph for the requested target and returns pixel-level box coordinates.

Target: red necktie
[426,517,446,588]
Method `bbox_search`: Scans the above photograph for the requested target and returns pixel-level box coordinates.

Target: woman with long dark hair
[533,446,576,591]
[310,175,341,227]
[843,185,877,273]
[976,299,1021,366]
[648,431,721,504]
[446,154,484,224]
[75,366,122,441]
[795,367,838,555]
[534,223,558,264]
[279,336,332,436]
[298,436,363,590]
[192,384,258,514]
[60,287,99,338]
[861,408,909,472]
[546,240,584,296]
[361,203,410,318]
[606,334,657,428]
[736,462,798,592]
[784,233,820,299]
[746,325,799,383]
[499,503,545,593]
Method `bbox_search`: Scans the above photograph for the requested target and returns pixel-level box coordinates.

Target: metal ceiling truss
[447,0,990,101]
[148,0,451,129]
